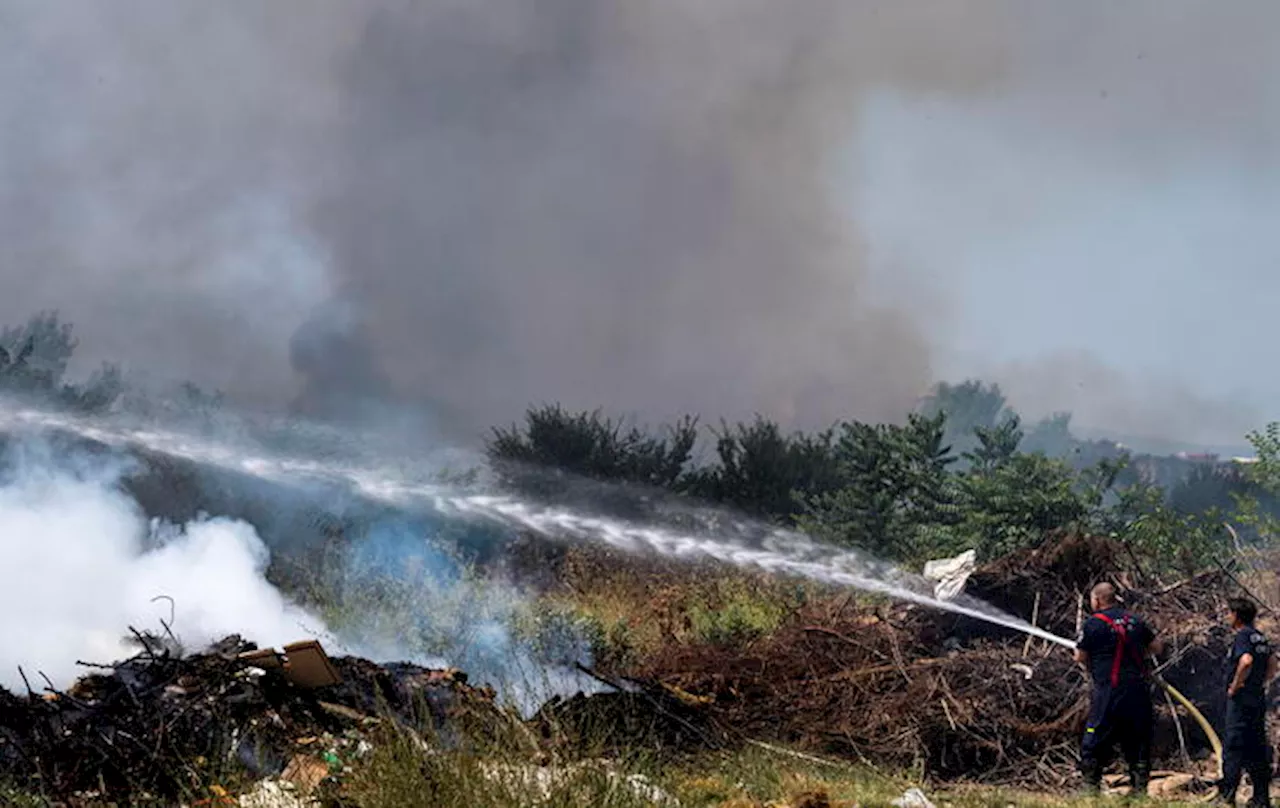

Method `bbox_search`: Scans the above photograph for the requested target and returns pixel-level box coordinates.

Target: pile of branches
[532,667,728,757]
[634,609,1086,786]
[966,533,1233,639]
[627,534,1239,788]
[0,634,503,804]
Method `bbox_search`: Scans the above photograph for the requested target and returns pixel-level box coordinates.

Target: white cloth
[922,549,977,602]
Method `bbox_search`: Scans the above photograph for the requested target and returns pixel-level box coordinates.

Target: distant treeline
[486,389,1278,572]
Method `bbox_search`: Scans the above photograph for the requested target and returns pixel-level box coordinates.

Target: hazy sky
[855,3,1280,446]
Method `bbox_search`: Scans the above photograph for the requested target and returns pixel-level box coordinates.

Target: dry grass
[339,739,1215,808]
[532,547,811,668]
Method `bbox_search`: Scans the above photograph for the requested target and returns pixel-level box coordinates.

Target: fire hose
[1154,674,1224,779]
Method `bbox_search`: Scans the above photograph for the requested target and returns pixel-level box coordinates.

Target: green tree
[1022,412,1078,456]
[947,451,1090,560]
[917,415,1101,560]
[487,405,697,495]
[683,417,840,520]
[968,415,1024,472]
[798,412,957,561]
[0,311,121,413]
[919,380,1014,459]
[1232,422,1280,544]
[1170,463,1254,517]
[1106,480,1229,577]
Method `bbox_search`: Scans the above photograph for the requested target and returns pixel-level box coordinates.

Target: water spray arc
[437,494,1078,648]
[0,405,1063,645]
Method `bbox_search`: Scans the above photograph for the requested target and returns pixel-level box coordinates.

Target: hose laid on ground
[1155,675,1223,780]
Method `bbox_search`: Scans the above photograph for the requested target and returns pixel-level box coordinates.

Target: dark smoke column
[303,1,1013,436]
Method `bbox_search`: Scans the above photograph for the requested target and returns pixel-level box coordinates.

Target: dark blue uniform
[1221,625,1273,806]
[1076,607,1155,792]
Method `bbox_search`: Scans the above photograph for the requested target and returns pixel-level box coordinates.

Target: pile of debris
[627,533,1240,788]
[0,532,1256,800]
[633,608,1088,786]
[0,634,507,804]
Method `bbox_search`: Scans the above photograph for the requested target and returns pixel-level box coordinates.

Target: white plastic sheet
[922,549,977,602]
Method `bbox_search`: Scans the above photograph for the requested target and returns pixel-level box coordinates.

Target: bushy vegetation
[682,418,842,520]
[490,405,698,495]
[485,383,1279,573]
[0,311,124,413]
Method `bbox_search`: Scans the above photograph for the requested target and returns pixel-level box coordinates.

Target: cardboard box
[281,640,342,688]
[237,640,342,689]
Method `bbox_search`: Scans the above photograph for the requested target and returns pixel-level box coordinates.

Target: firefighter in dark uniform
[1074,582,1163,795]
[1220,596,1277,806]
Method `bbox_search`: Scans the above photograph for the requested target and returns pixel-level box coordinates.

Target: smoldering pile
[0,633,507,804]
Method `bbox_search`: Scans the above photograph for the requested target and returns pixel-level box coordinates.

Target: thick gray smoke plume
[2,2,1274,437]
[0,1,1013,435]
[307,1,1020,432]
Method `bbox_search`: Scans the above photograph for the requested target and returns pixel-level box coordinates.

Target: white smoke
[0,439,323,691]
